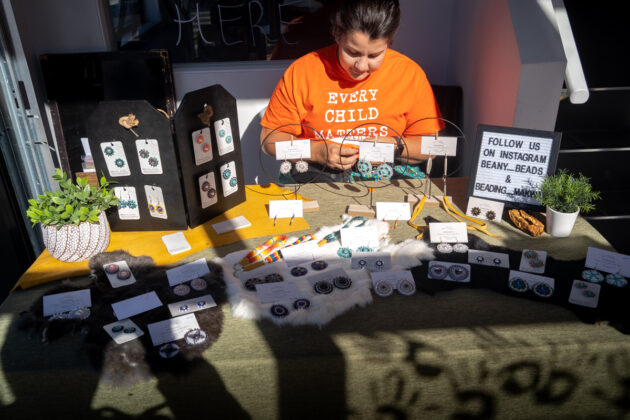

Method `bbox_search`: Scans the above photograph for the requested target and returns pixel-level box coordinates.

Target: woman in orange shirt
[260,0,443,173]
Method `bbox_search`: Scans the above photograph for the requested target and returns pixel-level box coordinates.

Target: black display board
[467,124,562,211]
[87,101,188,231]
[40,50,176,177]
[173,85,246,228]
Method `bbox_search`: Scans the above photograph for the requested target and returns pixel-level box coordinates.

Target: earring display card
[220,161,238,197]
[468,249,510,268]
[428,261,471,283]
[508,270,555,291]
[104,319,144,345]
[568,280,601,308]
[351,252,392,271]
[466,197,505,222]
[114,186,141,220]
[135,139,163,174]
[191,127,213,165]
[199,172,218,208]
[519,249,547,274]
[101,141,131,177]
[358,142,395,163]
[214,117,235,156]
[167,294,217,317]
[144,185,168,219]
[102,260,137,288]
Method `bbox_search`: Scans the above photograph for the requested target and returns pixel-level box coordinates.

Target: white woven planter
[42,211,111,262]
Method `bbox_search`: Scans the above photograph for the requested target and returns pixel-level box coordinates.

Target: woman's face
[336,30,389,81]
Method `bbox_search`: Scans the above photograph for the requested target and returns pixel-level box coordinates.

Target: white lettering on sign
[473,131,554,205]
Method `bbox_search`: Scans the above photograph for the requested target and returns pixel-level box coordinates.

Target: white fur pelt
[217,216,435,327]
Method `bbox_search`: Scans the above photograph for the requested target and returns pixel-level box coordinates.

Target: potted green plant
[535,169,600,237]
[26,169,119,262]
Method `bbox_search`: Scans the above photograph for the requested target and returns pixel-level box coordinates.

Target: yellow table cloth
[14,184,310,290]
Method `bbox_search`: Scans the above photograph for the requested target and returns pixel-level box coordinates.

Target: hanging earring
[376,163,393,180]
[147,188,156,213]
[295,155,309,173]
[156,196,165,215]
[357,159,372,176]
[279,160,292,175]
[223,163,231,179]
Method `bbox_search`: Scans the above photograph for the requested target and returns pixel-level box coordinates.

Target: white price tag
[376,202,411,221]
[269,200,303,218]
[359,142,394,162]
[421,135,458,156]
[429,222,468,243]
[275,140,311,160]
[165,258,210,286]
[340,226,380,249]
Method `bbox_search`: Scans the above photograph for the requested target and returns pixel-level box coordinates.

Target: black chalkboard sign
[109,0,335,62]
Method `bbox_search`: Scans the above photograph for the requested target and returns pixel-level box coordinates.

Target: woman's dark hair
[331,0,401,41]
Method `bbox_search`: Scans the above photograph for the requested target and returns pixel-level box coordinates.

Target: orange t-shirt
[261,44,444,140]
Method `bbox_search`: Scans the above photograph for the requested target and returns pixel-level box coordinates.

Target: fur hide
[19,250,227,386]
[219,217,435,327]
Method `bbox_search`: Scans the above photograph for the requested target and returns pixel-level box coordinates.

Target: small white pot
[545,206,579,238]
[42,211,111,262]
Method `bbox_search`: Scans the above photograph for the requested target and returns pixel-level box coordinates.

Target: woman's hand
[313,141,359,171]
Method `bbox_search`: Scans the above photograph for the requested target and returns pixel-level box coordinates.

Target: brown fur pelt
[18,250,226,386]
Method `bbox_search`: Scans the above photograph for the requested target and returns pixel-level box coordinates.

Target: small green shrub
[535,169,600,214]
[26,169,119,228]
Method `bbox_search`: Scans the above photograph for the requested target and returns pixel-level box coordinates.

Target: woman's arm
[260,127,359,171]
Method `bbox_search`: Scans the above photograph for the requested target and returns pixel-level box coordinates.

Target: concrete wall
[448,0,565,177]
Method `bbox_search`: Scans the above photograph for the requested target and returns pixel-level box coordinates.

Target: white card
[370,270,414,288]
[103,319,144,344]
[585,247,630,277]
[428,261,472,283]
[114,186,140,220]
[192,127,213,165]
[420,135,458,156]
[161,232,191,255]
[466,197,505,222]
[280,241,321,267]
[519,249,548,274]
[351,252,392,271]
[101,141,131,177]
[111,291,163,320]
[256,280,301,304]
[508,270,555,290]
[359,142,394,163]
[147,313,200,346]
[269,200,303,218]
[135,139,163,174]
[214,118,235,156]
[429,222,468,243]
[212,216,252,234]
[43,289,91,316]
[219,161,238,197]
[199,172,218,209]
[145,185,168,219]
[275,140,311,160]
[102,260,137,288]
[376,202,411,221]
[167,294,217,317]
[468,249,510,268]
[340,226,380,249]
[568,280,601,308]
[165,258,210,286]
